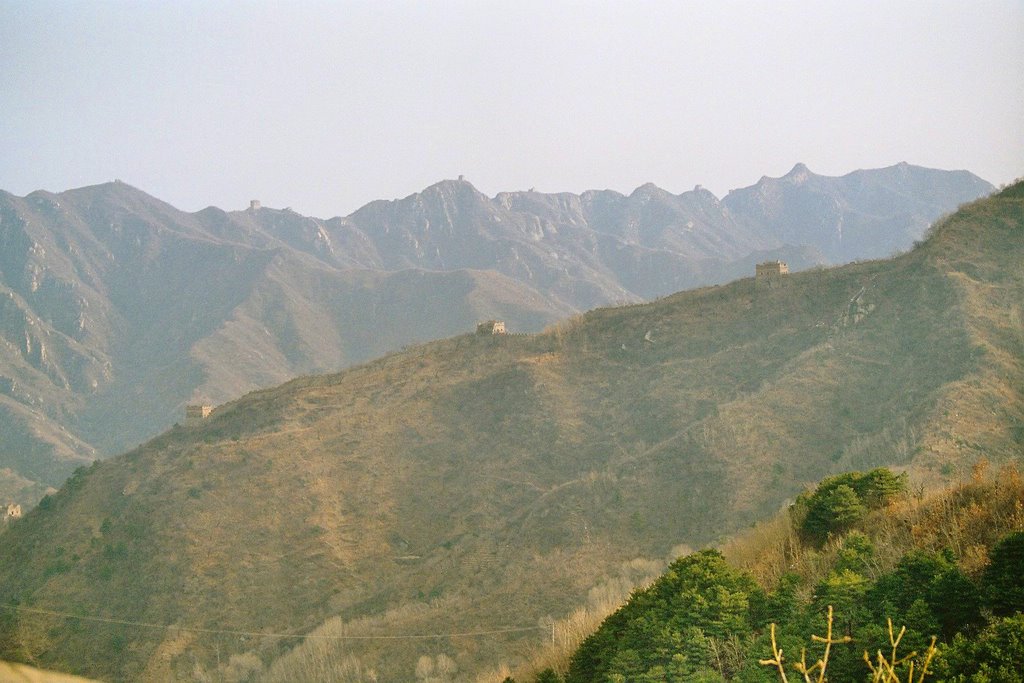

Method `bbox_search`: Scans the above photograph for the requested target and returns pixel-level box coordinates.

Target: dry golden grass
[722,463,1024,597]
[0,186,1019,681]
[474,556,669,683]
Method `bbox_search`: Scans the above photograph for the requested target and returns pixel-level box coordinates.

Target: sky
[1,1,1022,218]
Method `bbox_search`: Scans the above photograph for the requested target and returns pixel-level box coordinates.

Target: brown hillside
[0,166,992,507]
[0,184,1020,681]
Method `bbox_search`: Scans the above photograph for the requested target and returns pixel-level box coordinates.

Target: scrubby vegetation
[0,184,1019,680]
[496,465,1024,682]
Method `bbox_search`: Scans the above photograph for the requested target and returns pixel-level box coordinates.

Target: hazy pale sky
[2,1,1022,217]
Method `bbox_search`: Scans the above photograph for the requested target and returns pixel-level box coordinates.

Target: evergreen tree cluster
[526,469,1024,683]
[551,532,1024,682]
[792,468,907,542]
[567,550,756,682]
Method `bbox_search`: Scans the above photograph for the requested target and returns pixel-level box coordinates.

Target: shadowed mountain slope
[0,181,1018,681]
[0,165,992,506]
[0,186,570,503]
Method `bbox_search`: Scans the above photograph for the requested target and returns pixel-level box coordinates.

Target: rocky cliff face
[0,165,994,503]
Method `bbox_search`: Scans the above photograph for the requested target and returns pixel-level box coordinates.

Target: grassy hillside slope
[0,183,1019,681]
[0,166,992,506]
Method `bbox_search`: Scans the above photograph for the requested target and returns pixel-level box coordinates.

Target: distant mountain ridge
[0,180,1018,682]
[0,164,994,503]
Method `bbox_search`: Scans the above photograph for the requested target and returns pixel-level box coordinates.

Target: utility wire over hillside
[0,604,544,641]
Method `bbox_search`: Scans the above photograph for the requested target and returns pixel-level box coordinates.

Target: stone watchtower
[2,503,22,523]
[476,320,507,335]
[185,404,213,425]
[755,260,789,288]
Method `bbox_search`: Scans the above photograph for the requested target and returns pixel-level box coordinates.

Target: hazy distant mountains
[1,181,1018,681]
[0,163,993,503]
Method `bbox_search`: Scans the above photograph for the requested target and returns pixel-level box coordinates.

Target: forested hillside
[489,182,1024,681]
[526,466,1024,682]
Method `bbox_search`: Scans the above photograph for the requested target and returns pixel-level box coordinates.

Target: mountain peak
[64,179,142,194]
[784,162,813,183]
[55,180,159,207]
[630,182,669,199]
[690,184,719,200]
[430,175,476,188]
[419,176,485,200]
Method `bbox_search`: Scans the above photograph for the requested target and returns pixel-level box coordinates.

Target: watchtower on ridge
[185,404,213,425]
[476,320,507,335]
[755,260,789,288]
[2,503,22,523]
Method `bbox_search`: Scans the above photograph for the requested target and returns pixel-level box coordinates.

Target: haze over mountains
[0,164,993,504]
[0,180,1018,682]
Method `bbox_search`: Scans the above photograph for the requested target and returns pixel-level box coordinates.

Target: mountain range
[0,179,1018,681]
[0,164,993,504]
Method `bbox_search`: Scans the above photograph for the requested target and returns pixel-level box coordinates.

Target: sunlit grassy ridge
[0,183,1019,681]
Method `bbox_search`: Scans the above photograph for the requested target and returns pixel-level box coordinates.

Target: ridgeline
[0,181,1020,681]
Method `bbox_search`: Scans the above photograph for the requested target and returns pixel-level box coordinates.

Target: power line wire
[0,604,544,641]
